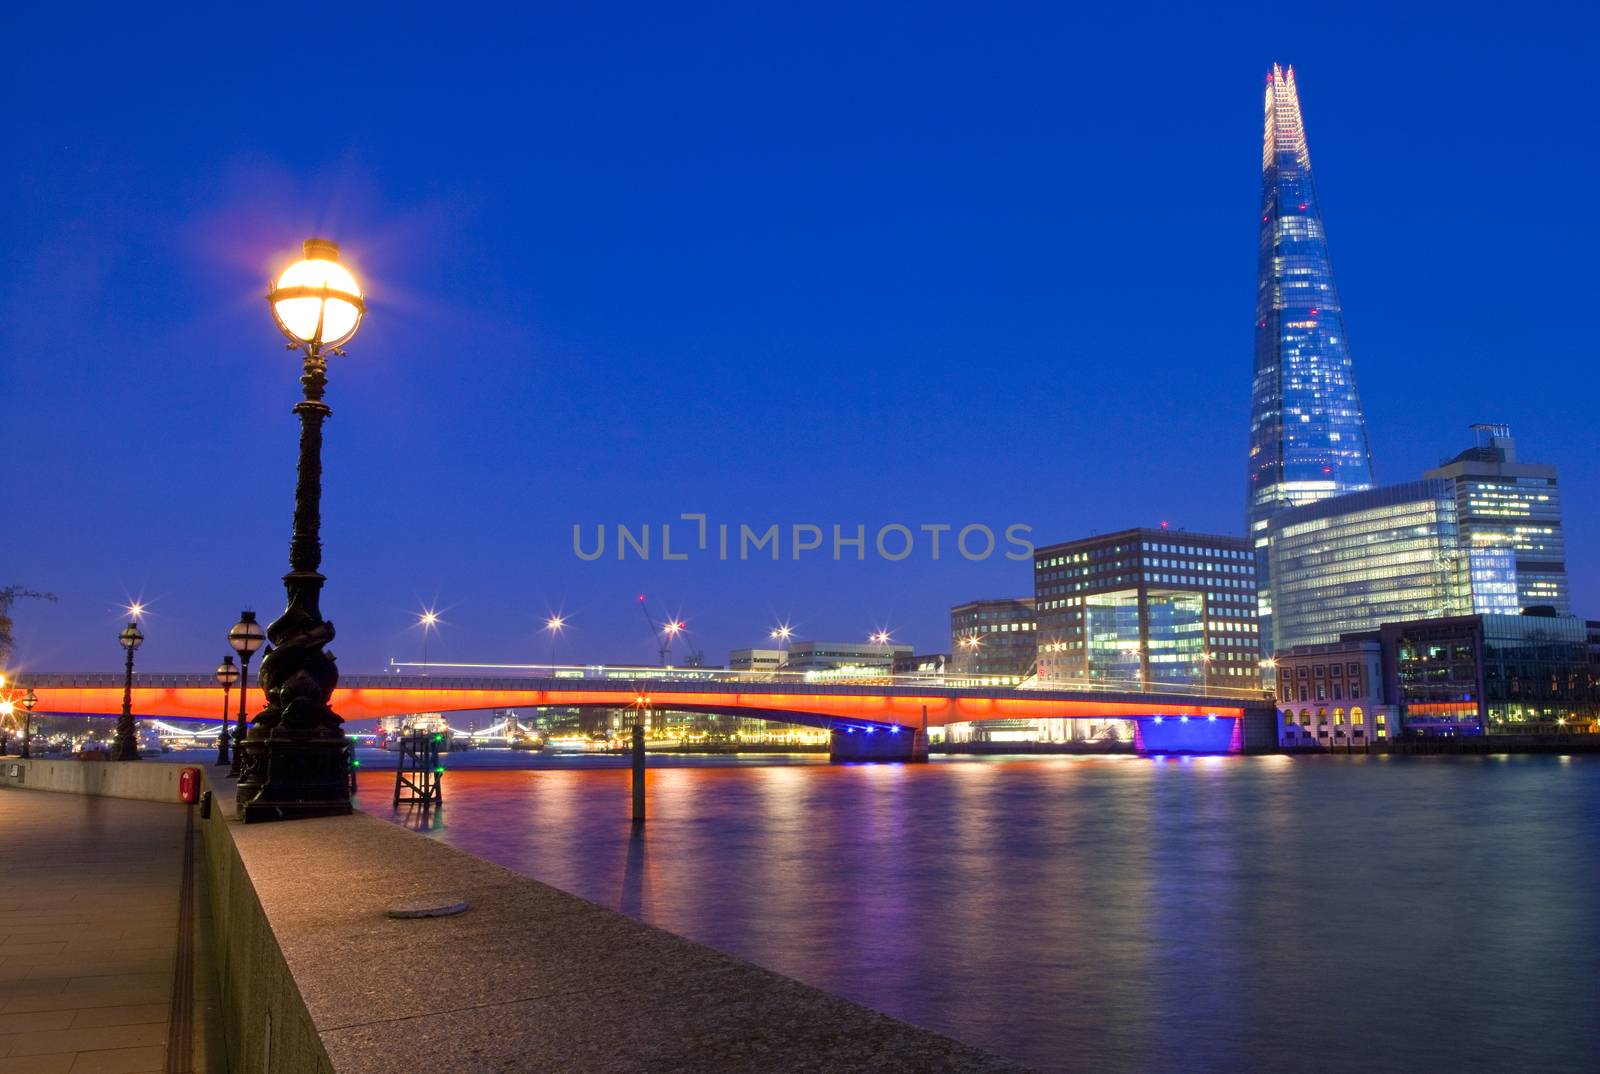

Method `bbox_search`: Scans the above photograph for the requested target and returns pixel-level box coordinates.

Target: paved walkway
[0,788,219,1074]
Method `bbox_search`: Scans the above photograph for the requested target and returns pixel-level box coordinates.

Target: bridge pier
[828,726,927,763]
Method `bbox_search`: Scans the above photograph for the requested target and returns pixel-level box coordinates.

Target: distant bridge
[19,669,1277,756]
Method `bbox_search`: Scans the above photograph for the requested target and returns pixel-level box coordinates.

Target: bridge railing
[25,665,1268,705]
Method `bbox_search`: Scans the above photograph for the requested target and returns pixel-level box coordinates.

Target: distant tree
[0,586,58,667]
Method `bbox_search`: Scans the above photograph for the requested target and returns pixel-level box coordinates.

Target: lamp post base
[236,728,353,823]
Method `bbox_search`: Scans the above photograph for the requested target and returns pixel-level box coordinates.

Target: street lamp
[235,238,364,822]
[417,609,440,673]
[226,611,265,778]
[544,614,566,672]
[114,620,144,761]
[214,656,239,765]
[21,688,37,759]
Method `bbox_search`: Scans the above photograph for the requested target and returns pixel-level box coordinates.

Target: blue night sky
[4,2,1597,674]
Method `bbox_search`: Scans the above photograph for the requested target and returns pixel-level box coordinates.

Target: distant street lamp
[214,655,239,765]
[21,688,37,759]
[544,614,566,671]
[114,620,144,761]
[235,238,364,822]
[417,609,440,673]
[226,612,265,779]
[870,630,892,646]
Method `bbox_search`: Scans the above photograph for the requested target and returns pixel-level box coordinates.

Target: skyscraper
[1248,65,1375,635]
[1424,424,1569,614]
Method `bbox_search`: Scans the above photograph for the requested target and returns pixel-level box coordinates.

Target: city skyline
[6,8,1597,672]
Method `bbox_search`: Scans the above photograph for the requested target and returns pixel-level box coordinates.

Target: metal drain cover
[385,897,469,919]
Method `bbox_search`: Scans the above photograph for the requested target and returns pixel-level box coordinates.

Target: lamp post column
[216,682,231,764]
[228,654,252,777]
[114,623,142,761]
[227,613,264,778]
[21,690,37,760]
[237,352,351,820]
[215,656,238,766]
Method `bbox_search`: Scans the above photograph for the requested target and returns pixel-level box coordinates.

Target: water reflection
[380,753,1600,1073]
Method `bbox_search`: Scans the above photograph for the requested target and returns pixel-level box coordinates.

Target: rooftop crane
[636,594,685,667]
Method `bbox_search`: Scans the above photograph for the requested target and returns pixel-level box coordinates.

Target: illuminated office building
[950,598,1036,686]
[1268,480,1520,651]
[1246,64,1375,639]
[781,641,911,679]
[1424,424,1569,614]
[1033,529,1260,690]
[1382,612,1597,736]
[728,648,788,674]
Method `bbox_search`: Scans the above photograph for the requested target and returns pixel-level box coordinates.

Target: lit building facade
[950,598,1036,686]
[1274,637,1396,749]
[728,648,788,675]
[1424,424,1569,614]
[1246,64,1375,642]
[893,652,949,677]
[1033,529,1261,690]
[1381,613,1597,735]
[781,641,911,679]
[1269,480,1525,652]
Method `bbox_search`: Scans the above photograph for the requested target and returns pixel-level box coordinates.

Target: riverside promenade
[2,761,1025,1073]
[0,786,219,1074]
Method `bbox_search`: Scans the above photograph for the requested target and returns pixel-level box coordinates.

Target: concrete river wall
[2,758,1024,1072]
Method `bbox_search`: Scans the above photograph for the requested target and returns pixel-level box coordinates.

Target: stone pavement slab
[0,789,221,1073]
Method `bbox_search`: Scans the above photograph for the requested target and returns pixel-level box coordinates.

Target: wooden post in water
[631,719,646,825]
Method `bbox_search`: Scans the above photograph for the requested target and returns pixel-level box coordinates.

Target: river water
[371,751,1599,1073]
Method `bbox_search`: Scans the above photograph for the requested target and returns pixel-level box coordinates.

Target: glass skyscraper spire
[1248,65,1374,626]
[1248,65,1374,528]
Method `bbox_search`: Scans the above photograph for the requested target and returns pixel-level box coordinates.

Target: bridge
[19,668,1278,758]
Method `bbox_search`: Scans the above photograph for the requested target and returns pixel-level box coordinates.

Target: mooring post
[631,720,646,825]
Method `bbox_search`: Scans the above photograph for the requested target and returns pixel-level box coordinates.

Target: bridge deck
[19,671,1268,730]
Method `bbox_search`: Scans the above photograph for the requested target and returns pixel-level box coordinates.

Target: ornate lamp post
[214,656,239,765]
[235,238,364,822]
[20,688,36,759]
[114,621,144,761]
[225,612,265,778]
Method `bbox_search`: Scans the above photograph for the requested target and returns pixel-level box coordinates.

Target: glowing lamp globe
[269,238,366,350]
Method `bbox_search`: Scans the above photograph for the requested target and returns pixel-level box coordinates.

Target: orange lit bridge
[22,670,1277,758]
